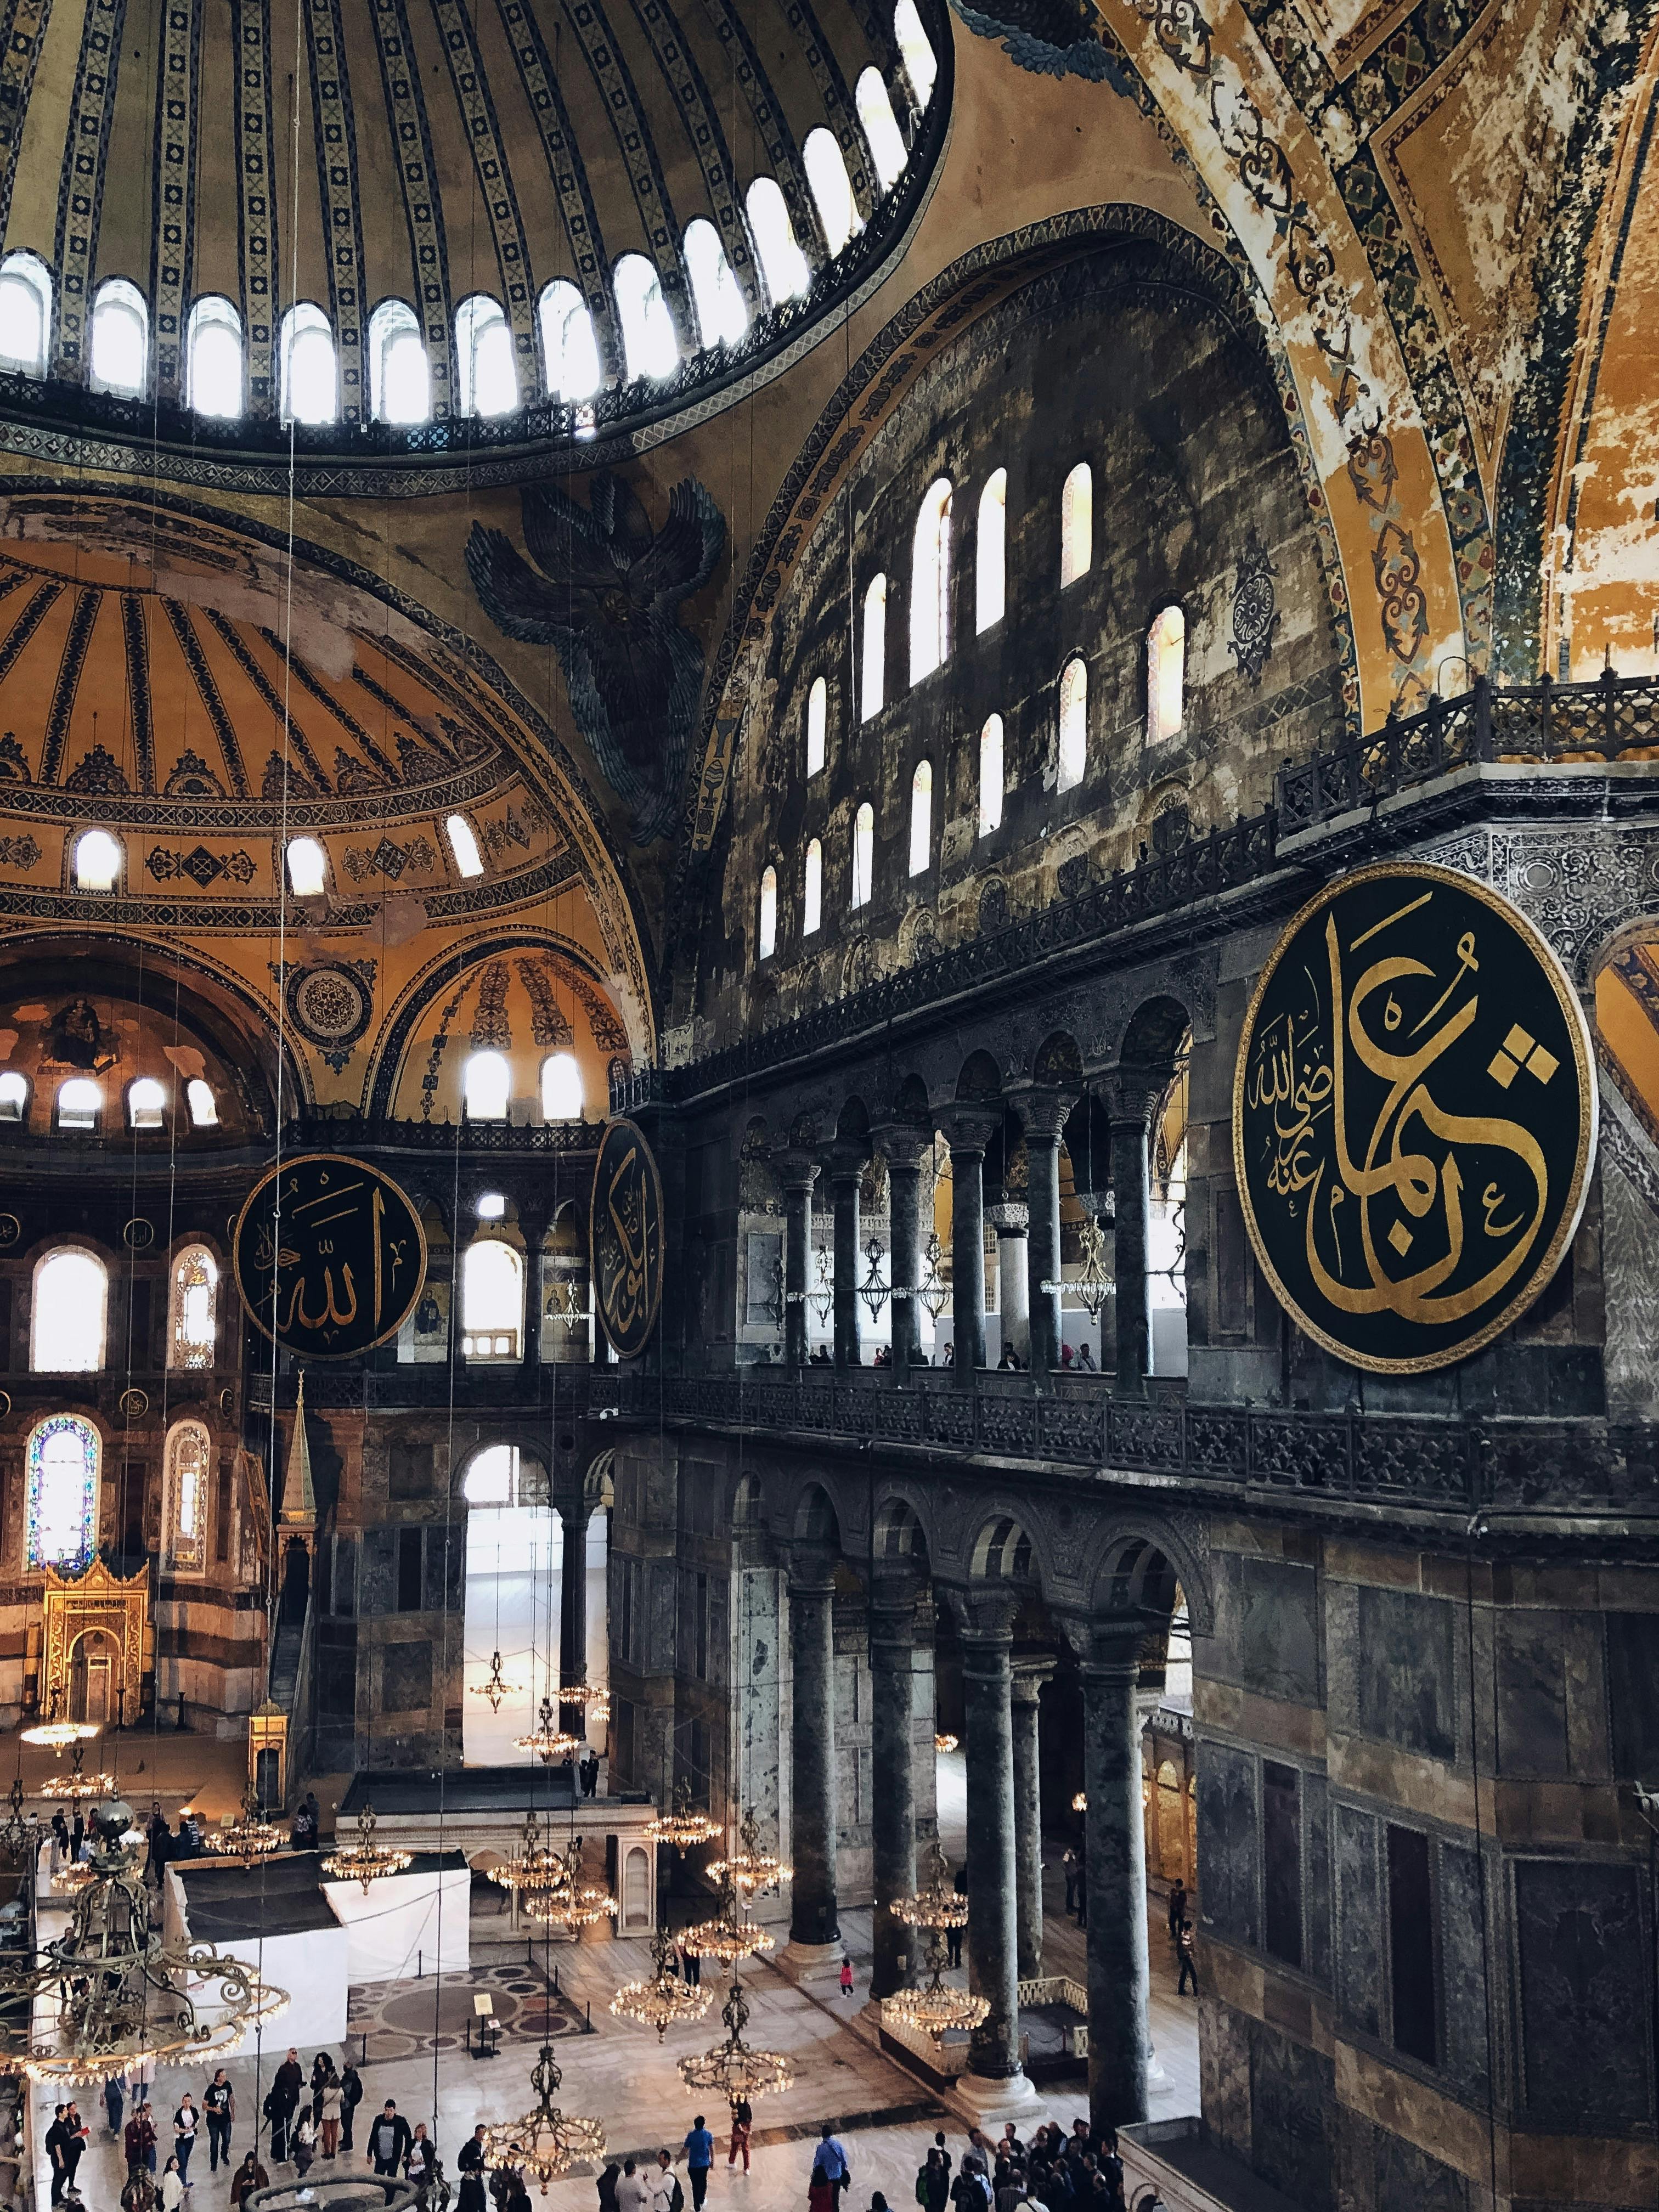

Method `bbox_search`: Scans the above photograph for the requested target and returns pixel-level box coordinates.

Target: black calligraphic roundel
[590,1117,665,1359]
[1233,864,1597,1375]
[234,1153,428,1360]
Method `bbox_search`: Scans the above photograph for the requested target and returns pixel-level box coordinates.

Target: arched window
[977,470,1006,634]
[163,1419,210,1574]
[89,277,148,396]
[369,299,430,424]
[614,255,679,381]
[1148,605,1187,743]
[909,759,932,875]
[979,714,1004,836]
[464,1049,511,1121]
[1058,656,1087,793]
[26,1415,100,1572]
[31,1250,108,1372]
[1060,462,1092,586]
[285,836,326,896]
[856,70,907,192]
[0,1070,28,1122]
[445,813,485,878]
[540,1051,583,1121]
[803,839,822,935]
[127,1077,166,1130]
[75,828,121,889]
[462,1238,523,1359]
[806,676,827,777]
[910,477,952,684]
[758,865,778,960]
[185,296,243,419]
[851,800,874,909]
[280,303,338,425]
[745,179,810,306]
[56,1080,101,1134]
[894,0,938,105]
[861,574,887,721]
[455,294,517,416]
[538,280,602,400]
[169,1245,218,1369]
[0,251,52,376]
[803,131,859,253]
[185,1079,218,1128]
[684,221,748,348]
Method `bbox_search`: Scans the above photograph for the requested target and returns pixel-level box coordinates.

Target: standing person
[808,2171,835,2212]
[726,2100,751,2175]
[1166,1880,1188,1945]
[203,2073,234,2174]
[46,2107,70,2206]
[61,2104,89,2200]
[339,2062,363,2155]
[267,2050,302,2164]
[125,2103,157,2177]
[1060,1852,1078,1919]
[814,2125,851,2207]
[595,2163,620,2212]
[1176,1917,1197,1996]
[459,2128,489,2212]
[407,2124,437,2189]
[682,2118,713,2211]
[319,2074,342,2160]
[159,2155,185,2212]
[838,1955,854,2000]
[291,2112,317,2180]
[230,2153,268,2212]
[71,1809,85,1863]
[369,2102,411,2179]
[650,2149,682,2212]
[617,2160,652,2212]
[174,2095,200,2183]
[104,2074,126,2138]
[915,2150,947,2212]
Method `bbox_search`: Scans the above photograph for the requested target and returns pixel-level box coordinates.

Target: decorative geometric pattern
[146,847,256,888]
[343,1965,588,2064]
[284,961,376,1071]
[0,834,40,867]
[1227,532,1279,684]
[343,836,436,883]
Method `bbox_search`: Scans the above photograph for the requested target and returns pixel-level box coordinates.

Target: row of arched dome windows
[27,1244,219,1374]
[462,1049,585,1124]
[0,10,936,423]
[1,1070,219,1132]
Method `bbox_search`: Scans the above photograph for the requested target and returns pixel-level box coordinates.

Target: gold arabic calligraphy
[591,1121,663,1354]
[238,1156,424,1356]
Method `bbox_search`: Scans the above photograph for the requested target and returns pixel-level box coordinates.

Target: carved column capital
[936,1102,1003,1158]
[776,1150,821,1198]
[985,1201,1030,1237]
[1007,1083,1077,1145]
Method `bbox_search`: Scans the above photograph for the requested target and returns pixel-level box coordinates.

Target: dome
[0,0,950,490]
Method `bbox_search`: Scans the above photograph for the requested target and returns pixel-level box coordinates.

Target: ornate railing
[248,1365,594,1413]
[284,1115,600,1156]
[588,1369,1658,1517]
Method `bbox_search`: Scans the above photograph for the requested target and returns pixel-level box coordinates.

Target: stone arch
[955,1047,1003,1103]
[583,1448,615,1510]
[794,1480,842,1547]
[968,1511,1035,1583]
[872,1492,929,1567]
[1082,1511,1214,1637]
[1032,1029,1084,1086]
[1116,992,1192,1077]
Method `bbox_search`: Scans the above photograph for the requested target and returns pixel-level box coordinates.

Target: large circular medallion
[1233,862,1596,1374]
[234,1153,427,1359]
[590,1118,664,1359]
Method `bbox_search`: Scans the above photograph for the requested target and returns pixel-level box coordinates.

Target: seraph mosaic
[467,473,725,845]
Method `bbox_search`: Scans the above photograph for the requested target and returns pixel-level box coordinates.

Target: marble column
[940,1105,1001,1376]
[1010,1657,1053,1978]
[1110,1097,1155,1394]
[867,1577,917,1997]
[1010,1089,1074,1376]
[827,1148,865,1369]
[988,1204,1030,1367]
[878,1126,930,1371]
[956,1596,1025,2088]
[1080,1623,1152,2128]
[559,1503,590,1726]
[788,1558,840,1951]
[779,1154,819,1368]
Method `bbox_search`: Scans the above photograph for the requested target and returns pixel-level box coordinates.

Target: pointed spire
[278,1370,317,1526]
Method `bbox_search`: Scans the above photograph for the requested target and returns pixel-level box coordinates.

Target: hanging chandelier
[706,1805,791,1898]
[918,1233,949,1323]
[320,1802,412,1892]
[470,1650,522,1714]
[516,1694,582,1767]
[809,1246,834,1327]
[1,1775,30,1865]
[681,1870,776,1966]
[610,1923,713,2040]
[526,1836,616,1930]
[1041,1216,1113,1324]
[857,1235,890,1322]
[0,1803,287,2083]
[206,1784,283,1872]
[1072,1791,1087,1813]
[643,1776,720,1854]
[43,1740,116,1803]
[891,1836,969,1929]
[558,1678,611,1726]
[884,1924,990,2039]
[483,2040,605,2193]
[487,1813,572,1915]
[678,1970,792,2100]
[558,1277,586,1335]
[934,1733,958,1754]
[22,1687,99,1751]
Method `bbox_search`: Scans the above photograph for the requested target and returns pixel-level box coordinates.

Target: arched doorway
[69,1628,117,1725]
[461,1445,558,1766]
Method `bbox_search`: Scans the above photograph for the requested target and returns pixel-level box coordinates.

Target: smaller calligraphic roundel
[590,1118,665,1359]
[1233,864,1596,1375]
[234,1152,428,1360]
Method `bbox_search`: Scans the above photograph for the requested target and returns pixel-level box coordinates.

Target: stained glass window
[170,1246,217,1369]
[164,1420,208,1574]
[27,1416,99,1573]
